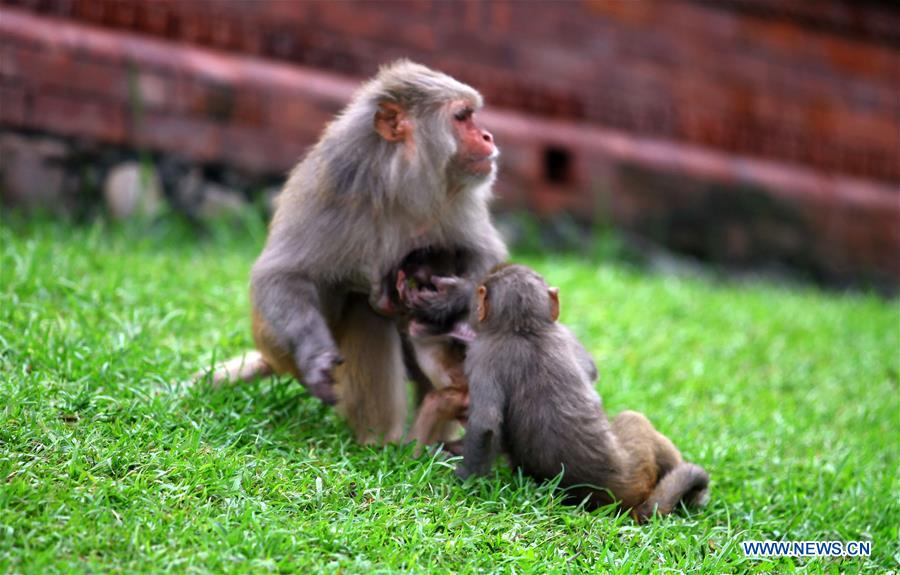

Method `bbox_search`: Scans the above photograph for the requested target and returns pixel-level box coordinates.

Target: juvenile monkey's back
[486,329,621,485]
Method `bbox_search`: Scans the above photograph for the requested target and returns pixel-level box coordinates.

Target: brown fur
[251,309,301,380]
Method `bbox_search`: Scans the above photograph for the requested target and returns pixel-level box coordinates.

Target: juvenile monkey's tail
[191,350,274,387]
[635,463,709,523]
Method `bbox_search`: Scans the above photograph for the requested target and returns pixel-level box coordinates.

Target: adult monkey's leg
[333,294,407,444]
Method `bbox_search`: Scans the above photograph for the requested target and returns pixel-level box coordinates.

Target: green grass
[1,218,898,574]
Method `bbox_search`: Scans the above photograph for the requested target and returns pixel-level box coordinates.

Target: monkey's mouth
[468,150,499,173]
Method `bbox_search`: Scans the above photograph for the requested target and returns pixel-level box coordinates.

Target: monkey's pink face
[450,100,496,175]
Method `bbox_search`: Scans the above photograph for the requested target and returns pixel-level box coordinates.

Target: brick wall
[5,0,898,183]
[0,1,898,288]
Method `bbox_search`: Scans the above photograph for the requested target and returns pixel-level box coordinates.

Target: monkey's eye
[454,108,474,122]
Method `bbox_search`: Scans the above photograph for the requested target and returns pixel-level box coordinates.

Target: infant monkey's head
[474,264,559,333]
[388,247,475,342]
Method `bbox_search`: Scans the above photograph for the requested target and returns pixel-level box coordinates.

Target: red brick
[110,0,137,29]
[0,44,21,80]
[180,11,213,45]
[135,2,172,37]
[132,111,221,161]
[220,125,310,174]
[209,16,238,51]
[0,83,27,125]
[30,93,126,142]
[72,0,105,23]
[0,44,130,102]
[230,89,262,126]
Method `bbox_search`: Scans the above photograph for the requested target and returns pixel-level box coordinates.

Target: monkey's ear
[374,101,410,142]
[548,287,560,321]
[476,285,489,323]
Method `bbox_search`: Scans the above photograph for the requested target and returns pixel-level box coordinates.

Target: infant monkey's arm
[403,274,475,331]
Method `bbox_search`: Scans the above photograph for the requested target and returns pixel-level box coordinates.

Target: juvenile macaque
[201,60,507,444]
[458,264,709,522]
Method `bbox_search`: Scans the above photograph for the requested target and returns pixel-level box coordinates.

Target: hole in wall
[543,146,573,185]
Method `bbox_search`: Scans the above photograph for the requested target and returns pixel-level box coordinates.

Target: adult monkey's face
[373,92,497,184]
[448,99,497,177]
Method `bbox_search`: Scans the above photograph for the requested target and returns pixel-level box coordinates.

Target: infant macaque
[458,264,709,522]
[376,247,476,452]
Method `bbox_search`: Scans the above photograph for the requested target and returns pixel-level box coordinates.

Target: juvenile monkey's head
[367,60,498,188]
[474,264,560,334]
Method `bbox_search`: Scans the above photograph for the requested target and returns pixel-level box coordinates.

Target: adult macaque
[203,61,507,444]
[457,265,709,522]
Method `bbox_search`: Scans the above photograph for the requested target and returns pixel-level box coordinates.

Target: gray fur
[250,60,507,441]
[459,265,708,520]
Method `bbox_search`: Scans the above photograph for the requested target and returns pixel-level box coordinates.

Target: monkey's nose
[482,130,493,143]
